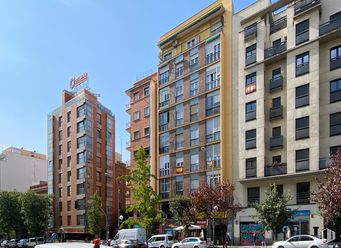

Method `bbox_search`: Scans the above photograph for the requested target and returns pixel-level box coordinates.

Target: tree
[254,184,292,241]
[20,191,51,237]
[311,151,341,228]
[0,191,22,237]
[169,196,195,236]
[87,192,102,236]
[118,147,163,235]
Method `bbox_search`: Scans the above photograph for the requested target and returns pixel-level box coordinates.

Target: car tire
[311,246,318,248]
[174,246,179,248]
[278,246,284,248]
[194,246,199,248]
[160,246,165,248]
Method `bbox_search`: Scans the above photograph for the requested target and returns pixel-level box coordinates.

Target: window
[144,86,150,96]
[77,167,85,179]
[96,129,101,139]
[159,155,170,177]
[296,19,309,45]
[67,156,71,167]
[190,124,199,146]
[75,199,85,210]
[296,148,309,171]
[59,159,62,169]
[159,65,170,85]
[245,129,256,150]
[270,97,282,120]
[206,38,220,64]
[67,171,71,182]
[175,129,184,150]
[97,171,101,182]
[77,215,85,226]
[159,87,170,108]
[77,121,85,133]
[67,126,71,138]
[77,152,85,164]
[176,176,184,195]
[245,101,256,121]
[330,145,341,155]
[67,111,71,122]
[176,152,184,168]
[272,126,281,137]
[330,78,341,103]
[77,136,85,149]
[330,45,341,70]
[159,111,169,131]
[211,21,223,35]
[247,187,260,206]
[273,155,281,164]
[175,63,184,78]
[206,90,220,116]
[246,44,256,65]
[58,130,62,141]
[58,116,62,127]
[206,117,220,142]
[132,111,140,121]
[190,47,199,71]
[159,132,170,154]
[67,141,71,152]
[143,106,150,117]
[77,183,84,195]
[133,92,139,101]
[190,73,199,97]
[190,148,199,172]
[296,84,309,108]
[272,97,281,108]
[187,37,198,49]
[246,158,256,178]
[330,112,341,136]
[144,127,150,136]
[133,131,140,140]
[163,51,172,61]
[296,182,310,204]
[77,104,85,118]
[175,80,183,102]
[206,64,220,90]
[245,72,256,94]
[58,173,62,184]
[206,144,220,169]
[296,52,309,76]
[190,99,199,122]
[296,116,309,140]
[175,104,184,126]
[159,178,170,199]
[59,145,62,156]
[67,185,71,196]
[190,174,199,192]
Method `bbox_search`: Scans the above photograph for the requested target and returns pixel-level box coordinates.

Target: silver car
[272,235,327,248]
[172,237,206,248]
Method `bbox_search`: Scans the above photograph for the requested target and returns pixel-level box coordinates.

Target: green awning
[206,33,220,43]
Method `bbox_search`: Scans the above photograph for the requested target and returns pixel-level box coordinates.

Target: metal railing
[206,78,220,90]
[320,16,341,36]
[159,168,170,177]
[206,52,220,64]
[270,17,287,34]
[296,30,309,45]
[294,0,320,15]
[264,163,287,177]
[269,75,283,92]
[270,136,283,149]
[296,192,310,204]
[270,106,283,120]
[264,41,287,59]
[246,54,256,66]
[244,24,257,40]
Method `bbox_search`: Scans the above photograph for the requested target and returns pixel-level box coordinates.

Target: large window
[296,148,309,171]
[296,84,309,108]
[176,152,184,168]
[206,144,220,169]
[245,72,256,94]
[190,124,199,146]
[206,38,220,64]
[190,148,199,172]
[190,47,199,71]
[175,62,184,78]
[144,107,150,117]
[206,90,220,116]
[330,78,341,103]
[159,132,170,154]
[175,80,183,102]
[206,117,220,142]
[245,44,256,65]
[190,73,199,97]
[245,101,256,121]
[330,112,341,136]
[159,87,170,108]
[245,129,256,150]
[77,215,85,226]
[77,121,85,133]
[247,187,260,206]
[176,176,184,195]
[77,136,85,149]
[175,104,184,126]
[296,19,309,45]
[296,182,310,204]
[144,86,150,96]
[296,116,309,140]
[330,45,341,71]
[206,64,220,90]
[77,167,85,179]
[159,66,170,85]
[175,129,184,150]
[207,171,221,187]
[190,99,199,122]
[159,179,170,199]
[77,152,85,164]
[296,52,309,76]
[77,104,85,118]
[159,155,170,177]
[190,174,199,192]
[159,111,169,131]
[132,111,140,121]
[246,158,257,178]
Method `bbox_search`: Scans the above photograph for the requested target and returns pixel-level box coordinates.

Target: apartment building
[157,0,233,220]
[0,147,47,192]
[233,0,341,244]
[125,73,158,197]
[48,88,126,238]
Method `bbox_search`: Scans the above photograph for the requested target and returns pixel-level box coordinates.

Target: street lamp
[119,215,124,230]
[100,205,109,242]
[212,205,218,248]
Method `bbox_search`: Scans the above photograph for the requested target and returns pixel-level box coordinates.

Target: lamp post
[212,205,218,248]
[119,215,124,230]
[100,206,109,242]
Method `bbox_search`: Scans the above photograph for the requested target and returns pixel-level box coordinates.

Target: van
[27,237,44,248]
[148,234,174,248]
[112,228,146,245]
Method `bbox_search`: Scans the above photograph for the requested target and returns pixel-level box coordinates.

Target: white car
[272,235,327,248]
[35,243,111,248]
[148,234,174,248]
[172,237,206,248]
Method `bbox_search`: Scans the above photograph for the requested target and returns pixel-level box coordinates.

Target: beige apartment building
[233,0,341,244]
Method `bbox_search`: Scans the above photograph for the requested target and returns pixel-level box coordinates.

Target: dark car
[8,239,20,248]
[113,239,146,248]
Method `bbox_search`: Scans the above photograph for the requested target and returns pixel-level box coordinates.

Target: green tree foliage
[254,184,292,241]
[87,192,102,235]
[0,191,22,237]
[20,191,51,237]
[118,147,163,235]
[169,196,195,237]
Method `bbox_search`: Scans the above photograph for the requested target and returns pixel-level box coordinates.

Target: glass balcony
[320,16,341,36]
[319,157,330,170]
[296,63,309,77]
[269,106,283,120]
[264,163,287,177]
[294,0,320,15]
[296,128,309,140]
[270,136,283,150]
[245,54,256,66]
[244,24,257,40]
[270,17,287,34]
[246,167,256,178]
[269,75,283,92]
[296,30,309,45]
[264,41,287,59]
[245,111,256,122]
[296,159,309,171]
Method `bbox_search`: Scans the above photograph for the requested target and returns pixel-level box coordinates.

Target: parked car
[1,240,9,248]
[148,234,174,248]
[272,235,327,248]
[111,228,146,246]
[18,239,28,248]
[112,239,146,248]
[36,243,110,248]
[27,237,44,248]
[8,239,20,248]
[172,237,207,248]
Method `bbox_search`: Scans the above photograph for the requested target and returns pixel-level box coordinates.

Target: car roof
[152,234,172,237]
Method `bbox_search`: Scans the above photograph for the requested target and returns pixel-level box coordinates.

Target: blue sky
[0,0,255,162]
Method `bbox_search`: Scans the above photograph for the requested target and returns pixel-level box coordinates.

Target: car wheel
[278,246,284,248]
[160,246,165,248]
[174,246,179,248]
[194,246,199,248]
[311,246,318,248]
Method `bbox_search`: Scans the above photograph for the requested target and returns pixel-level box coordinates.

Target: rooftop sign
[70,73,88,90]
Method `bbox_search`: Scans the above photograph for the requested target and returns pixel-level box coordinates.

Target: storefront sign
[240,222,264,246]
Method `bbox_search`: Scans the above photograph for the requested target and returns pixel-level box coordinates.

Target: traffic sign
[51,233,58,240]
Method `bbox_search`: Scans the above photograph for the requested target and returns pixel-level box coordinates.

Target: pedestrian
[93,235,100,248]
[225,232,231,247]
[253,231,257,246]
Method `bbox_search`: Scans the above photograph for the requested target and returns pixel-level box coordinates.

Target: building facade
[0,147,47,192]
[48,88,126,238]
[156,0,233,219]
[232,0,341,244]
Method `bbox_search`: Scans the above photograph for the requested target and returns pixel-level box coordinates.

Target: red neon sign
[70,73,88,89]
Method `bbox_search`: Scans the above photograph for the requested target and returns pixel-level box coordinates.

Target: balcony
[269,75,283,92]
[206,78,220,91]
[319,157,330,170]
[160,192,170,199]
[244,24,257,40]
[125,122,131,130]
[296,159,309,171]
[294,0,320,16]
[296,95,309,108]
[330,90,341,103]
[206,105,220,116]
[264,41,287,59]
[296,127,309,140]
[320,16,341,36]
[264,163,287,177]
[296,30,309,45]
[159,100,169,109]
[245,54,256,66]
[270,136,283,150]
[296,192,310,204]
[245,111,256,122]
[246,139,256,150]
[206,52,220,64]
[125,103,131,111]
[206,131,220,143]
[246,167,256,178]
[330,57,341,71]
[159,123,169,132]
[296,63,309,77]
[269,106,283,121]
[159,168,170,177]
[270,17,287,34]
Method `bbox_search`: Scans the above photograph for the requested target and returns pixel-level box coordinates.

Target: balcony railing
[296,127,309,140]
[264,41,287,59]
[320,16,341,36]
[159,99,169,108]
[296,30,309,45]
[159,168,170,177]
[206,131,220,143]
[270,17,287,34]
[246,54,256,66]
[269,75,283,92]
[246,167,257,178]
[245,111,256,122]
[206,105,220,116]
[125,122,131,129]
[206,78,220,90]
[296,192,310,204]
[296,63,309,77]
[294,0,320,15]
[296,159,309,171]
[331,57,341,71]
[206,159,221,169]
[330,90,341,103]
[244,24,257,40]
[270,136,283,150]
[264,163,287,177]
[159,123,169,132]
[270,106,283,120]
[206,52,220,64]
[319,157,330,170]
